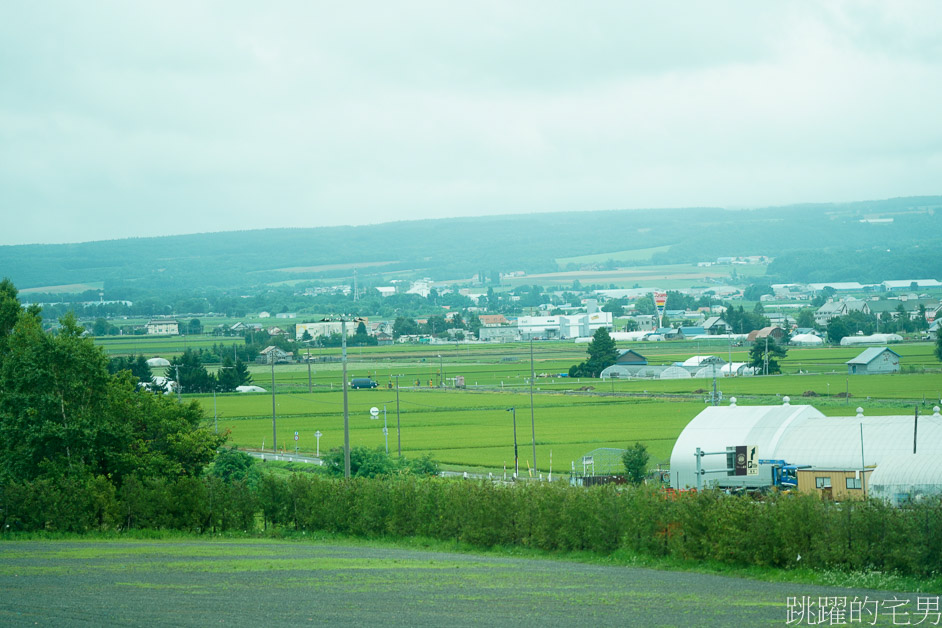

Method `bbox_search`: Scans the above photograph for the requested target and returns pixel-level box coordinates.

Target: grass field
[5,538,919,626]
[99,334,940,474]
[555,244,674,266]
[502,262,767,288]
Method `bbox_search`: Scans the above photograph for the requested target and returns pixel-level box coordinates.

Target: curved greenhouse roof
[840,334,902,346]
[670,402,942,489]
[869,453,942,505]
[790,334,823,346]
[146,357,171,367]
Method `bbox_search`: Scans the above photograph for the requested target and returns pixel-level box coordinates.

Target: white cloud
[0,1,940,244]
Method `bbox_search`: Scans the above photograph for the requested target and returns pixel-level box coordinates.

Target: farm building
[790,333,823,346]
[796,468,873,501]
[840,333,903,346]
[258,346,293,364]
[846,347,900,375]
[869,454,942,506]
[669,401,942,501]
[146,320,179,336]
[702,316,730,335]
[746,326,784,343]
[146,356,170,367]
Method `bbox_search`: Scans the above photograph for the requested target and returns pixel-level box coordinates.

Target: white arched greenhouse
[669,401,942,493]
[869,454,942,506]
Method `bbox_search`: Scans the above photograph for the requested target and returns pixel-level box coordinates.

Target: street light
[506,407,518,479]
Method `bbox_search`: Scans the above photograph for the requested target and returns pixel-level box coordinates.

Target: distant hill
[2,195,940,296]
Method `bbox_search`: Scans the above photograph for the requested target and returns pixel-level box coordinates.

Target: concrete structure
[146,320,179,336]
[846,347,901,375]
[518,311,613,340]
[478,325,520,342]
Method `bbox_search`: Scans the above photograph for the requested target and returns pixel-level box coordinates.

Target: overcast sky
[1,1,940,246]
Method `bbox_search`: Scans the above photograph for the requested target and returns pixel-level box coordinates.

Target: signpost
[294,431,299,454]
[314,430,322,458]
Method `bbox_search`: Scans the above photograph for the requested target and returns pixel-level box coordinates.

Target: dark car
[350,378,378,389]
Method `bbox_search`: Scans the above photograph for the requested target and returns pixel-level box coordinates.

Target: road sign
[294,431,299,441]
[730,445,758,476]
[370,407,380,419]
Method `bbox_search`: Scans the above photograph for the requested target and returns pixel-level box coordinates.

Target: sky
[1,1,941,246]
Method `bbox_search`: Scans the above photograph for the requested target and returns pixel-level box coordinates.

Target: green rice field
[98,334,940,474]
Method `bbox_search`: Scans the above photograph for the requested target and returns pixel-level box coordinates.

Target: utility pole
[507,407,519,479]
[270,356,277,452]
[307,348,312,393]
[395,374,402,458]
[174,364,182,402]
[530,339,536,472]
[342,318,350,478]
[764,336,769,376]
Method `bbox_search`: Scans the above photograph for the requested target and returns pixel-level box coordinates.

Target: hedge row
[4,474,942,577]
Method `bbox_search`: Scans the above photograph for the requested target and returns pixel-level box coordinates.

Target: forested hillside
[1,196,939,296]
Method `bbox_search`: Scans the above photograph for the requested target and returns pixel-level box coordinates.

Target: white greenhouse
[869,454,942,506]
[669,401,942,493]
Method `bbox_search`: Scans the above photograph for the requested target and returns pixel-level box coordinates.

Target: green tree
[935,331,942,363]
[796,308,816,329]
[569,327,618,378]
[622,442,650,485]
[0,296,225,484]
[167,348,216,393]
[748,336,787,375]
[392,316,419,338]
[827,317,850,344]
[210,447,260,487]
[188,318,203,335]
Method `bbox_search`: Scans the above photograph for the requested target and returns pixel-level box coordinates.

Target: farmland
[162,339,942,474]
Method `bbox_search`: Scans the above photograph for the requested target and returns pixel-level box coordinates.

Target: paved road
[0,540,928,626]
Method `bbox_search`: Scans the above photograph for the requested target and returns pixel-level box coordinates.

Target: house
[746,327,784,343]
[702,317,730,335]
[614,349,647,366]
[632,315,658,332]
[846,347,900,375]
[479,314,509,326]
[259,345,293,364]
[146,320,179,336]
[814,300,871,326]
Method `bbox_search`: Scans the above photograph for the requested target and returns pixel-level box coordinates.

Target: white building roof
[670,403,942,489]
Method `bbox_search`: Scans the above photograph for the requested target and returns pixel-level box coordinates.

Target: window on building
[815,477,832,489]
[846,477,862,490]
